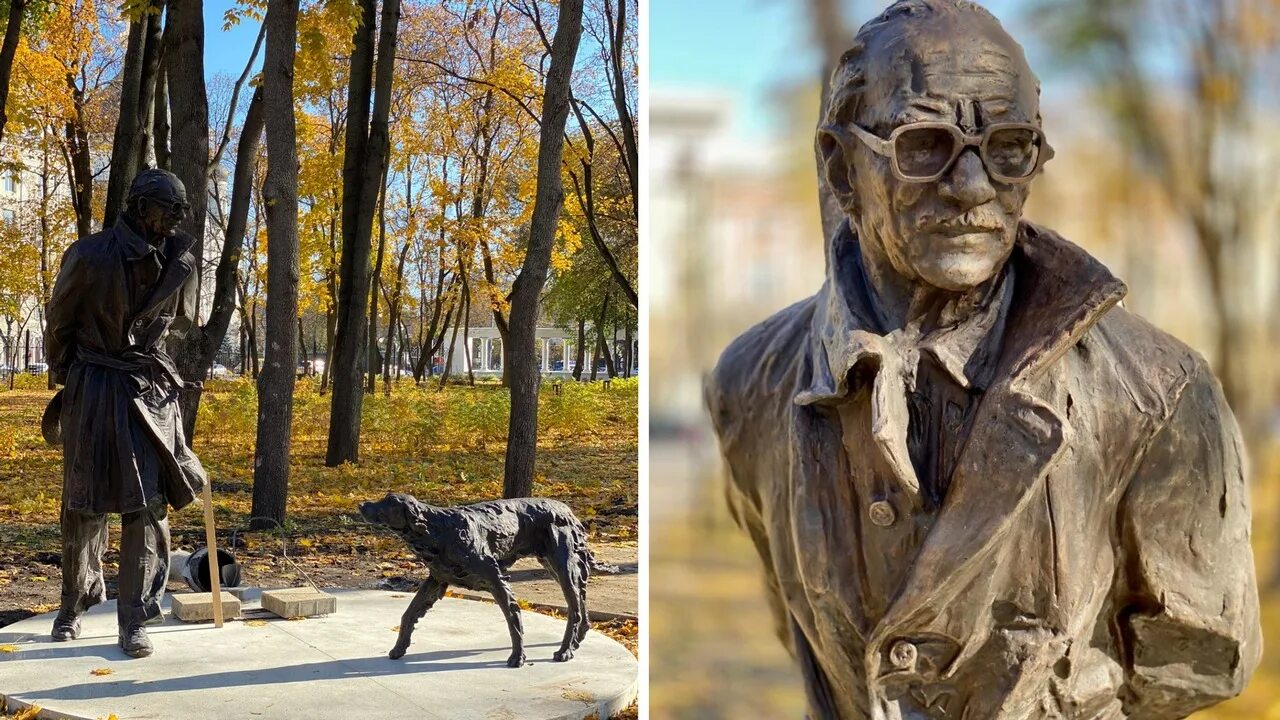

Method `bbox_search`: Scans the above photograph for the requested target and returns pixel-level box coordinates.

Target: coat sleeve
[45,243,85,385]
[705,356,793,652]
[1114,360,1262,718]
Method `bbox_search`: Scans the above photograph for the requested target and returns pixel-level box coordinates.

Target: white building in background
[0,141,76,372]
[650,89,824,426]
[449,326,639,379]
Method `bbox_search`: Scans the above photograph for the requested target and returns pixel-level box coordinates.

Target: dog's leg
[549,538,588,662]
[573,545,591,640]
[482,562,526,668]
[390,576,447,660]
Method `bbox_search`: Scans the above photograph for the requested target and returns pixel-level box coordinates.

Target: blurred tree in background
[1032,0,1280,447]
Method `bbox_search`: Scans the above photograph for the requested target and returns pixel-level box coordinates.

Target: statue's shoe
[51,613,80,642]
[119,625,153,658]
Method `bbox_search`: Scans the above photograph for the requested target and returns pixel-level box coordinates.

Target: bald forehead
[856,12,1039,129]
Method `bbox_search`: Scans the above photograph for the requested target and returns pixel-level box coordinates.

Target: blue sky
[203,2,267,82]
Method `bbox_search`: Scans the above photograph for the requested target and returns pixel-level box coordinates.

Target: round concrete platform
[0,589,637,720]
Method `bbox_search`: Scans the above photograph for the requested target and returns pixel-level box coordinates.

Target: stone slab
[261,588,337,618]
[169,592,242,623]
[0,589,637,720]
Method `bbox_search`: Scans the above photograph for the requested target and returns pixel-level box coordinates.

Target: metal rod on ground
[201,480,224,627]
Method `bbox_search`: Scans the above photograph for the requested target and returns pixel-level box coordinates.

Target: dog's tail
[585,548,621,575]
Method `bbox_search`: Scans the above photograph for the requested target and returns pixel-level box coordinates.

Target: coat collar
[797,220,1126,405]
[116,215,159,262]
[116,220,198,321]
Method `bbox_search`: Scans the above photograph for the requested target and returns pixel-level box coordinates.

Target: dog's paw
[553,648,574,662]
[506,652,526,668]
[389,645,407,660]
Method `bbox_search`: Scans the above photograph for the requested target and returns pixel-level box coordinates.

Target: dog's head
[359,492,427,534]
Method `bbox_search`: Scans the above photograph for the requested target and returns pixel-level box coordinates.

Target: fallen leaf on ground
[0,644,19,652]
[244,620,268,627]
[90,668,114,676]
[12,705,42,720]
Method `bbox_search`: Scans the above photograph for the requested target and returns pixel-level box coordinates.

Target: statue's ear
[817,124,859,214]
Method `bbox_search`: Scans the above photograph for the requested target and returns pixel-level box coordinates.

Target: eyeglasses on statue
[847,121,1054,184]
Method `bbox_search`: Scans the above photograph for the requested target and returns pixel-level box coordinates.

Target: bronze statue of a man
[44,168,207,658]
[705,1,1262,717]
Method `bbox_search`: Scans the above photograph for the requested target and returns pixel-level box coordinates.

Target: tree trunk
[165,0,211,442]
[568,100,636,307]
[572,318,585,381]
[383,237,410,393]
[103,9,159,229]
[298,316,307,369]
[439,305,461,390]
[462,284,474,386]
[623,323,632,378]
[594,293,613,379]
[604,0,637,222]
[366,161,389,394]
[327,0,400,466]
[589,330,599,382]
[320,305,335,392]
[200,86,264,374]
[600,325,616,378]
[63,73,93,239]
[0,0,27,145]
[503,0,584,498]
[153,54,170,171]
[249,302,260,377]
[252,0,300,530]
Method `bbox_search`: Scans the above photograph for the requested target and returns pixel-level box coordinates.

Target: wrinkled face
[850,23,1040,292]
[138,192,188,238]
[359,493,422,533]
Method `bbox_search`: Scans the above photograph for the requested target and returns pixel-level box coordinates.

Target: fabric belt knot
[77,346,188,405]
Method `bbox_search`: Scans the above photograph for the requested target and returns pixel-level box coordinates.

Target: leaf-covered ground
[0,376,638,671]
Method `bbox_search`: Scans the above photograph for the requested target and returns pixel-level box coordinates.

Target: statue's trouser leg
[117,500,170,629]
[59,504,108,616]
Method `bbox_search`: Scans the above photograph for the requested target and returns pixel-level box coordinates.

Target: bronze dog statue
[359,492,617,667]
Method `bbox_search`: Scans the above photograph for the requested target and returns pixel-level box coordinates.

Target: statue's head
[125,168,189,238]
[818,0,1051,293]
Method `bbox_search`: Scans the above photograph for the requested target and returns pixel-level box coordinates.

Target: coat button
[868,500,896,527]
[888,640,918,670]
[134,319,144,328]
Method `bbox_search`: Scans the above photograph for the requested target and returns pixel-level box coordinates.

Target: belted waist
[76,346,187,395]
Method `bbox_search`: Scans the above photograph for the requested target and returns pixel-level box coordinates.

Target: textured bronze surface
[706,2,1262,717]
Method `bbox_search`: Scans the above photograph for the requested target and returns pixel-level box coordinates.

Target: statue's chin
[914,251,1005,293]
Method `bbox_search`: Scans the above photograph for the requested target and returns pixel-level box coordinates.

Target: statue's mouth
[925,222,1002,236]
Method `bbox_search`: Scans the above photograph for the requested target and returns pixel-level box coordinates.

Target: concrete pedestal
[0,589,637,720]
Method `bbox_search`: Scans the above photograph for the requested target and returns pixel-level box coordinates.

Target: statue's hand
[184,380,203,391]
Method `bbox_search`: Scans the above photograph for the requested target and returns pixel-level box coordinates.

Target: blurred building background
[649,0,1280,717]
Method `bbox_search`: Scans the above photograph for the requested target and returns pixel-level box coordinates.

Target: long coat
[706,222,1262,719]
[45,218,207,515]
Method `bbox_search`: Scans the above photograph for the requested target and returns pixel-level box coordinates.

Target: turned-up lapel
[866,222,1127,669]
[134,229,197,322]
